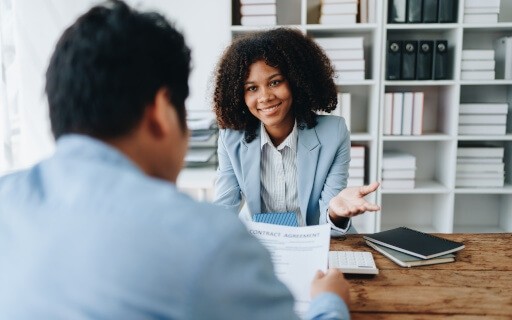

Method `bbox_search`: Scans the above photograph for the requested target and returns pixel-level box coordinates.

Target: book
[383,93,393,135]
[458,114,507,125]
[240,15,276,26]
[460,60,496,71]
[315,37,363,50]
[325,49,364,60]
[366,240,456,267]
[456,162,504,172]
[412,92,424,135]
[461,50,494,60]
[391,92,403,135]
[455,177,504,188]
[463,13,499,23]
[458,124,506,135]
[319,13,357,24]
[465,7,500,14]
[401,92,414,135]
[335,70,365,80]
[321,2,358,14]
[351,144,366,158]
[332,59,365,71]
[381,179,415,189]
[382,169,416,179]
[457,146,504,158]
[363,226,465,259]
[382,150,416,169]
[461,70,495,80]
[240,4,276,15]
[459,103,508,114]
[464,0,500,8]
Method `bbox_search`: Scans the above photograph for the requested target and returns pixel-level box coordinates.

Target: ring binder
[387,41,402,80]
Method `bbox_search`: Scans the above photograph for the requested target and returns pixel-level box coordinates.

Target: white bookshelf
[230,0,512,234]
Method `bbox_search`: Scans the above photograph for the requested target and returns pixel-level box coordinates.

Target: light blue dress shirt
[0,134,349,320]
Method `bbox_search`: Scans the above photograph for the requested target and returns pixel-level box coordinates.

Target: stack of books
[456,145,505,188]
[316,92,351,131]
[494,36,512,79]
[461,50,495,80]
[315,36,365,81]
[185,112,218,168]
[319,0,357,25]
[347,145,365,187]
[463,0,500,24]
[458,103,508,135]
[383,92,424,136]
[381,151,416,189]
[364,227,465,268]
[239,0,277,26]
[358,0,376,23]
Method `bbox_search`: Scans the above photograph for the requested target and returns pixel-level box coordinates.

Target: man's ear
[146,88,174,138]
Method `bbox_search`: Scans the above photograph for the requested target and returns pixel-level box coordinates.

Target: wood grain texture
[332,233,512,319]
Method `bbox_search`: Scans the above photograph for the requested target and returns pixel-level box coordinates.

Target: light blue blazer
[214,115,351,228]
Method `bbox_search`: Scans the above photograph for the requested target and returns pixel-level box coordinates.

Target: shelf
[460,80,512,86]
[386,23,460,30]
[350,133,373,141]
[462,23,512,30]
[383,133,452,141]
[457,134,512,141]
[381,180,449,194]
[385,80,456,86]
[335,79,376,86]
[306,23,378,32]
[455,185,512,194]
[229,0,512,234]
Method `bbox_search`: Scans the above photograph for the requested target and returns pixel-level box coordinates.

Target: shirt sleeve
[326,210,352,236]
[308,293,351,320]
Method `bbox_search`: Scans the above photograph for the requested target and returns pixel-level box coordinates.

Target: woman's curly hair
[213,27,338,142]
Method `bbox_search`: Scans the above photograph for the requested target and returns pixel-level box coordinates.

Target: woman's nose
[258,88,274,103]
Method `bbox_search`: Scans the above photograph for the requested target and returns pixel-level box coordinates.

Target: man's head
[45,0,191,182]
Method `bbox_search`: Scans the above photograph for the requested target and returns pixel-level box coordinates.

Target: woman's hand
[328,181,381,220]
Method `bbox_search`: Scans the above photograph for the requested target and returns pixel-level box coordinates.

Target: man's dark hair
[213,27,337,143]
[46,0,191,139]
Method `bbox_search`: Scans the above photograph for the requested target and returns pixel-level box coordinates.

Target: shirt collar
[260,121,298,152]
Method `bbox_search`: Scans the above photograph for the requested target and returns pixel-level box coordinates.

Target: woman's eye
[270,80,281,87]
[246,86,257,92]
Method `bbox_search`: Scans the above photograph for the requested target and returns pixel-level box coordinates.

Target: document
[244,221,330,318]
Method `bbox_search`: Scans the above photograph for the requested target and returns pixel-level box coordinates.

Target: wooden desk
[331,233,512,319]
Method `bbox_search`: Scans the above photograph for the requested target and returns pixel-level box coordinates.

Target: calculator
[328,251,379,275]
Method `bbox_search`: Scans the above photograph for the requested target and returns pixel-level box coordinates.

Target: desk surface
[332,233,512,319]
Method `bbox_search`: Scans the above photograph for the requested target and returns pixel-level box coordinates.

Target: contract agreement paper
[244,221,331,318]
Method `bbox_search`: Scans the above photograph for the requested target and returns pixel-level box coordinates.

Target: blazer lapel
[241,129,261,215]
[297,126,320,225]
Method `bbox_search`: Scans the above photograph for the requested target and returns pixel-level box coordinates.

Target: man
[0,1,351,319]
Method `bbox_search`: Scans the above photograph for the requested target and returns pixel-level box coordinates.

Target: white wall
[8,0,231,167]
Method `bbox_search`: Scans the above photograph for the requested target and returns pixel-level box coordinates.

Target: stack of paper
[456,145,505,188]
[458,103,508,135]
[461,50,495,80]
[186,112,218,167]
[319,0,357,25]
[315,36,365,81]
[239,0,277,26]
[463,0,500,24]
[347,145,365,187]
[381,151,416,189]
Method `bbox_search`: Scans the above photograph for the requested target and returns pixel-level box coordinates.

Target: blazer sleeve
[213,130,242,214]
[318,117,351,232]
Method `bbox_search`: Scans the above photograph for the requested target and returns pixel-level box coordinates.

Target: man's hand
[329,181,380,220]
[310,269,350,304]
